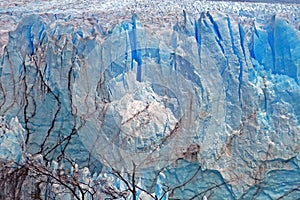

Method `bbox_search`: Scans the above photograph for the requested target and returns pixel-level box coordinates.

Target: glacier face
[0,1,300,199]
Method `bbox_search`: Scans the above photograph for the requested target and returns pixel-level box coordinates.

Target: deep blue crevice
[129,14,142,82]
[194,19,200,45]
[38,23,46,45]
[194,18,202,66]
[183,10,188,34]
[249,25,261,60]
[26,24,34,55]
[248,37,255,59]
[263,88,267,111]
[238,24,246,61]
[77,30,84,38]
[227,18,238,58]
[170,32,177,70]
[170,53,176,70]
[207,12,225,54]
[72,33,77,44]
[207,13,222,40]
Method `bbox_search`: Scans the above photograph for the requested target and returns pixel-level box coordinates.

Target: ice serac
[0,117,25,164]
[0,10,300,199]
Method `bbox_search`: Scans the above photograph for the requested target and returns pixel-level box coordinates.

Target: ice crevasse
[0,7,300,199]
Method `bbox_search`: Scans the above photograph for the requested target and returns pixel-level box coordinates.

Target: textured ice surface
[0,117,25,164]
[0,0,300,199]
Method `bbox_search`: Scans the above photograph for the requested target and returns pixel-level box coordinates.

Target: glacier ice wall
[0,1,300,199]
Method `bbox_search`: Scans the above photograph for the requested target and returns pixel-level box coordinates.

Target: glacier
[0,0,300,199]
